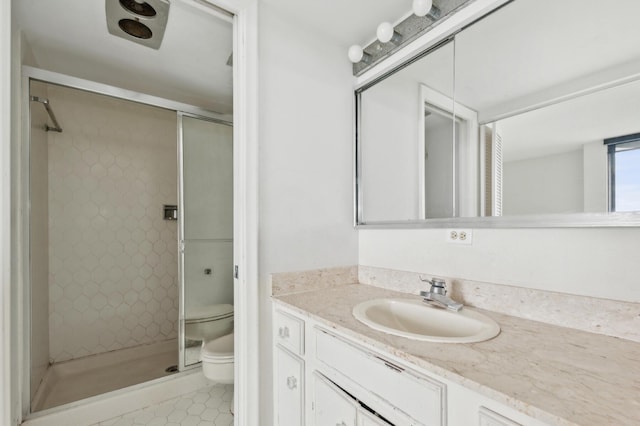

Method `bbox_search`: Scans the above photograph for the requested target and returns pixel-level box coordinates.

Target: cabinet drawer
[275,347,304,426]
[479,407,522,426]
[274,310,304,355]
[316,328,446,426]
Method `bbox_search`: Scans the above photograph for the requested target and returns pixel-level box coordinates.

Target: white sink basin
[353,298,500,343]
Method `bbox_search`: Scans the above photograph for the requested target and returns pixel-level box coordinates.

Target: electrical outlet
[446,229,473,245]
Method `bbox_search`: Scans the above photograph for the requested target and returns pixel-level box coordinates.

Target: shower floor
[32,339,179,412]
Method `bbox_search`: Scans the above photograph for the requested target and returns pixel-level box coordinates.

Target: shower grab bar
[30,96,63,132]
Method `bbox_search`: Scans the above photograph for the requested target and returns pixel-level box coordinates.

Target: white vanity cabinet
[273,304,545,426]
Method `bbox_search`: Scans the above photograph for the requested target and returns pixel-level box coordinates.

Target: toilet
[202,331,234,384]
[184,303,235,386]
[192,304,234,413]
[184,303,234,342]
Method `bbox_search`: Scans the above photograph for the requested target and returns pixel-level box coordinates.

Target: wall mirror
[356,0,640,227]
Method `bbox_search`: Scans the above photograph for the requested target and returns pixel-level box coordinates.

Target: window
[606,133,640,212]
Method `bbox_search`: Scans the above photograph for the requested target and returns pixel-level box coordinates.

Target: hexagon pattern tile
[93,384,234,426]
[48,85,179,362]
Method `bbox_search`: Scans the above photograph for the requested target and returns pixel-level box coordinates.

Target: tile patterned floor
[94,384,234,426]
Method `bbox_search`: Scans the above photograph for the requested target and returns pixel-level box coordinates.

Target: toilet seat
[186,304,233,324]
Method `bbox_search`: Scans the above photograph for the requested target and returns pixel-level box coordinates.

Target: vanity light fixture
[376,22,403,45]
[348,0,459,73]
[348,45,371,64]
[412,0,433,17]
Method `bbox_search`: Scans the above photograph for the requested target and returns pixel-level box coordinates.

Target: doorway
[10,1,259,424]
[25,73,234,413]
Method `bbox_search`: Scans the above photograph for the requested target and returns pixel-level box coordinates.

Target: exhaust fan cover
[106,0,170,50]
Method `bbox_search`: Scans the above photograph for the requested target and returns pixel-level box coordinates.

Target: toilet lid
[185,304,233,323]
[202,332,234,359]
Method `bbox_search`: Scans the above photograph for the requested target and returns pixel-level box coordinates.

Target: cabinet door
[274,310,305,355]
[479,407,522,426]
[276,347,304,426]
[314,373,357,426]
[358,408,393,426]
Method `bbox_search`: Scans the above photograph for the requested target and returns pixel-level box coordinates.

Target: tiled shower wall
[48,85,179,363]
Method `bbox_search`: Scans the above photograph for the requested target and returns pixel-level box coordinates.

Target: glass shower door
[178,113,233,368]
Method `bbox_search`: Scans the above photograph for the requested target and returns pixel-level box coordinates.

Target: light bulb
[412,0,433,17]
[348,45,364,63]
[376,22,394,43]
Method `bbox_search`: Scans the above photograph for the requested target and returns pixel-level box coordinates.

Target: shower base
[32,339,178,412]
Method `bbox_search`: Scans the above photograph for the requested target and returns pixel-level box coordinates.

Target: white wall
[359,227,640,303]
[503,149,584,215]
[502,142,609,216]
[46,85,178,362]
[258,3,359,423]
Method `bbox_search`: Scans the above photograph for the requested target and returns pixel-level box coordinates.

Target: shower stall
[24,68,233,413]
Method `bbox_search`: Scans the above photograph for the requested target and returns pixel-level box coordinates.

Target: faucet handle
[420,276,446,287]
[431,278,446,288]
[420,276,447,295]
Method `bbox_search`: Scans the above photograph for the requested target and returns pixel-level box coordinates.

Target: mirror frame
[353,0,640,229]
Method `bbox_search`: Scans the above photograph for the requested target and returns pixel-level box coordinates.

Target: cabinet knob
[336,422,347,426]
[286,376,297,390]
[278,326,290,339]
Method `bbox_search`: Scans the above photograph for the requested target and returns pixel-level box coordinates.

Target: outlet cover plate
[446,229,473,245]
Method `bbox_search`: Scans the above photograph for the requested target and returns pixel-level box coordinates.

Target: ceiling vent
[105,0,170,50]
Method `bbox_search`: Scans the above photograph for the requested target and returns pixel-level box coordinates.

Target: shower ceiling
[18,0,233,114]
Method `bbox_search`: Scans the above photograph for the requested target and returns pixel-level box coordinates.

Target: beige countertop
[273,283,640,426]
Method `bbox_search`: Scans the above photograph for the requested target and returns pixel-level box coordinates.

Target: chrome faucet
[419,277,463,312]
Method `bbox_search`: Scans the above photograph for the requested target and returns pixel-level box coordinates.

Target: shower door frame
[20,66,232,417]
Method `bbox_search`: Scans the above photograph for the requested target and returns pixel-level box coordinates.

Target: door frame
[418,84,479,219]
[7,0,260,423]
[19,65,232,415]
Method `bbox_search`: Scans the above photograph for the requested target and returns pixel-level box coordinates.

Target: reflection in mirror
[421,87,457,218]
[356,0,640,225]
[607,133,640,212]
[455,0,640,218]
[359,40,455,223]
[483,80,640,216]
[419,84,479,219]
[181,116,234,366]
